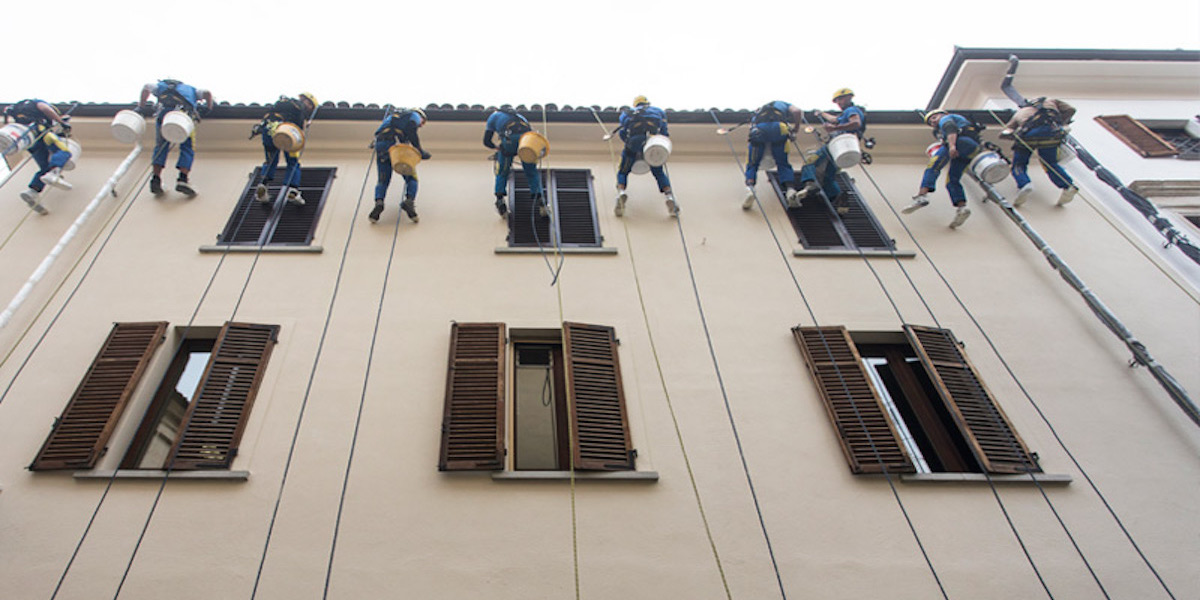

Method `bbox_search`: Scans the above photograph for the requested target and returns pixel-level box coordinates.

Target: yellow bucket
[389,143,421,176]
[517,131,549,163]
[271,122,305,152]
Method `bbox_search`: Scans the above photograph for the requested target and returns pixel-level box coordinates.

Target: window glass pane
[129,343,212,469]
[514,345,560,470]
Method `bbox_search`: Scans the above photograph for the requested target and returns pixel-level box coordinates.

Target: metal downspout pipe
[0,143,144,330]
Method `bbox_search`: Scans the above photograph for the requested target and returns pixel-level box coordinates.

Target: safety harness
[4,99,50,126]
[625,106,663,136]
[754,102,788,124]
[498,107,531,138]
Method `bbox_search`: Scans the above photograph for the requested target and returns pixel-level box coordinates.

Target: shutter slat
[563,322,634,471]
[835,172,893,250]
[793,326,915,474]
[31,322,167,470]
[439,323,506,471]
[220,167,335,246]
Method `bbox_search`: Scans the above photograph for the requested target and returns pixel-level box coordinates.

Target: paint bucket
[631,159,650,175]
[160,110,195,144]
[827,133,862,168]
[517,131,548,163]
[0,123,33,156]
[110,110,146,144]
[969,151,1008,184]
[271,122,305,152]
[62,139,82,171]
[642,134,672,167]
[925,143,943,158]
[389,143,421,176]
[1056,143,1077,164]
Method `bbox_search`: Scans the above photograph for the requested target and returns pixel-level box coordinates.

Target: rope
[588,107,734,600]
[712,110,950,600]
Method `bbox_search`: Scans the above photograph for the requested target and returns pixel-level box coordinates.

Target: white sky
[10,0,1200,112]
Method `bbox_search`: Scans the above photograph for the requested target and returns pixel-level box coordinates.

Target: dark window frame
[508,168,602,248]
[767,171,895,251]
[218,166,337,246]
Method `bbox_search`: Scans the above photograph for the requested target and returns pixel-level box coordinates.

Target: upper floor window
[507,169,603,249]
[768,171,895,252]
[218,167,336,246]
[1095,115,1200,160]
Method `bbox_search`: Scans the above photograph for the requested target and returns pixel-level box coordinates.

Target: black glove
[59,122,72,136]
[420,151,431,160]
[198,104,211,117]
[138,103,156,117]
[250,122,263,139]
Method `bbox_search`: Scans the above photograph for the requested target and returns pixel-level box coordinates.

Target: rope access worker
[3,99,72,215]
[614,95,677,217]
[484,106,544,217]
[369,107,430,224]
[138,79,214,198]
[252,92,318,206]
[1002,97,1079,207]
[743,100,805,210]
[798,88,866,214]
[905,109,978,229]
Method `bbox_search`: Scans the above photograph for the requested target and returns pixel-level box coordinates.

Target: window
[218,167,336,246]
[1148,127,1200,161]
[767,171,895,251]
[792,325,1039,475]
[1095,115,1181,158]
[507,169,602,248]
[30,321,279,471]
[438,322,635,472]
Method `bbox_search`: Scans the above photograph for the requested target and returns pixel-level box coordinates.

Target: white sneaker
[286,187,305,206]
[1057,186,1078,206]
[255,183,270,203]
[20,189,49,215]
[784,188,801,209]
[1013,184,1034,207]
[902,195,930,214]
[742,186,756,210]
[41,169,72,190]
[949,205,971,228]
[665,194,679,217]
[614,189,628,217]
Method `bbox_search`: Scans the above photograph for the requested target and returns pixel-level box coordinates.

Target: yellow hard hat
[832,88,854,101]
[923,109,947,126]
[633,95,649,106]
[299,92,318,107]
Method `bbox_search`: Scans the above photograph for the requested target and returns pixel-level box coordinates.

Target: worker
[252,93,317,206]
[744,100,805,210]
[798,88,866,213]
[905,109,977,228]
[3,99,72,215]
[614,95,677,217]
[484,106,544,218]
[1002,97,1079,207]
[138,79,214,198]
[370,107,430,224]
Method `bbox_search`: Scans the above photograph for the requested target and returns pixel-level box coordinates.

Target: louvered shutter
[219,167,335,246]
[169,322,278,469]
[439,322,506,471]
[510,169,553,247]
[770,171,893,250]
[904,325,1039,474]
[834,172,893,250]
[793,326,915,474]
[551,170,601,246]
[563,322,634,471]
[1095,115,1178,158]
[30,322,167,470]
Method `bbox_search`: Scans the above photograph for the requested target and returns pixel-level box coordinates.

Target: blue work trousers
[1011,126,1072,189]
[617,133,671,190]
[799,145,842,199]
[261,133,302,188]
[745,122,793,186]
[494,135,542,197]
[920,136,979,205]
[375,141,418,201]
[152,119,195,170]
[28,138,70,192]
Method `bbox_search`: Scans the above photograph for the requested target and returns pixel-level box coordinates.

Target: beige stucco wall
[0,102,1197,600]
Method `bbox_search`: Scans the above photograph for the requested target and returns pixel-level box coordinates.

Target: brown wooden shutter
[904,325,1039,474]
[169,322,278,469]
[1095,115,1178,158]
[792,326,915,474]
[30,322,167,470]
[563,322,634,470]
[439,322,506,471]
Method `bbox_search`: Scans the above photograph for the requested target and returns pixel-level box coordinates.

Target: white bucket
[160,110,194,144]
[0,123,33,156]
[925,142,943,158]
[631,159,650,175]
[827,133,862,168]
[969,151,1008,184]
[1056,143,1077,164]
[111,109,146,143]
[62,139,82,171]
[642,134,672,167]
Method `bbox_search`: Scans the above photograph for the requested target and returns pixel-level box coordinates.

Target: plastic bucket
[1056,143,1077,164]
[389,143,421,176]
[517,131,549,163]
[827,133,862,168]
[0,123,33,155]
[160,110,195,144]
[111,110,146,143]
[642,134,672,167]
[271,122,305,152]
[631,159,650,175]
[62,139,82,171]
[925,143,943,158]
[969,151,1008,184]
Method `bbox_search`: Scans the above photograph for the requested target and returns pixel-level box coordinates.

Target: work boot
[949,205,971,229]
[1056,185,1078,206]
[175,175,197,198]
[41,168,72,190]
[368,200,385,224]
[286,187,305,206]
[1013,184,1033,207]
[495,195,508,217]
[150,175,165,196]
[742,186,756,210]
[797,181,819,201]
[255,183,270,203]
[833,193,850,215]
[665,193,679,218]
[902,195,930,214]
[784,187,801,209]
[614,188,628,217]
[400,197,419,223]
[20,189,49,215]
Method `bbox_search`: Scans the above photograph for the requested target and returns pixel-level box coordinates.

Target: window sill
[200,245,323,254]
[73,470,250,481]
[899,473,1071,485]
[793,248,916,258]
[495,246,617,255]
[491,470,658,482]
